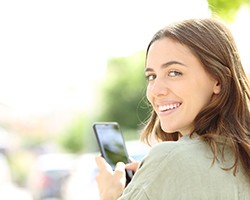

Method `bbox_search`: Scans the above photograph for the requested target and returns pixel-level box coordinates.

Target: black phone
[93,122,133,185]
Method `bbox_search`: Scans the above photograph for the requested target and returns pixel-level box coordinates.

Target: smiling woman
[95,18,250,200]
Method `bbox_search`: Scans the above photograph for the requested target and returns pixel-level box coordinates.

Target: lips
[158,103,181,112]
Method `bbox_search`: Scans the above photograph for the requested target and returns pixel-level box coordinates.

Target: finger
[95,156,106,167]
[115,162,125,172]
[125,161,140,172]
[114,162,126,181]
[95,156,112,172]
[115,162,126,177]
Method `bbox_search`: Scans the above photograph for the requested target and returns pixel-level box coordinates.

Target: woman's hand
[126,157,140,172]
[95,156,126,200]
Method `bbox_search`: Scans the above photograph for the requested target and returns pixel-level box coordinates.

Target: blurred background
[0,0,250,199]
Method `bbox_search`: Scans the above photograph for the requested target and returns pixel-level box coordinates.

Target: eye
[145,74,156,81]
[168,70,182,77]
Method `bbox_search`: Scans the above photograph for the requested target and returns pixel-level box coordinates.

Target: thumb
[115,162,126,173]
[114,162,126,186]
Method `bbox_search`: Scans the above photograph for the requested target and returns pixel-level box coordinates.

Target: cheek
[191,87,215,111]
[188,76,215,103]
[146,85,152,103]
[146,89,152,104]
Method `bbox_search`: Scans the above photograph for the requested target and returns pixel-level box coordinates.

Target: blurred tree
[208,0,250,22]
[57,112,100,153]
[97,51,151,134]
[57,113,87,153]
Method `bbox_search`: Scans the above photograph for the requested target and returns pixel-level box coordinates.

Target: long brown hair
[141,18,250,179]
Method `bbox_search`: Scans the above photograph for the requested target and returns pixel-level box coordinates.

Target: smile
[158,103,181,112]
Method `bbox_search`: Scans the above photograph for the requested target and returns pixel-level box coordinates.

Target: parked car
[63,140,151,200]
[27,153,76,200]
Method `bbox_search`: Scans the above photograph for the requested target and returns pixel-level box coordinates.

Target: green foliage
[57,113,87,153]
[55,113,102,153]
[97,51,151,134]
[208,0,250,22]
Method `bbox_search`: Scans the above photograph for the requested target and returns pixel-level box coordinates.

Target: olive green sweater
[119,134,250,200]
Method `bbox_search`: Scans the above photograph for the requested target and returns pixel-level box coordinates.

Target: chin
[160,124,177,133]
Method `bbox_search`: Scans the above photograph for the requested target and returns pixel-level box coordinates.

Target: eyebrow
[145,61,187,72]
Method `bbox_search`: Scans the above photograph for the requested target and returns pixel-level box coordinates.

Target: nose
[148,78,169,97]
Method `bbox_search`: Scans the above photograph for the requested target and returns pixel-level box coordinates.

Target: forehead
[146,38,195,67]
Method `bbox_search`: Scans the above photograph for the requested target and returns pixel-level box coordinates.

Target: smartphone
[93,122,133,185]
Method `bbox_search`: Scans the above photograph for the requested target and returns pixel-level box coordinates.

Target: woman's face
[146,38,220,136]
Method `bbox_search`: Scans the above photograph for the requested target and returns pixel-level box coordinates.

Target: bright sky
[0,0,249,116]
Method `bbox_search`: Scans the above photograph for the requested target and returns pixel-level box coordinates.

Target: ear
[213,80,221,94]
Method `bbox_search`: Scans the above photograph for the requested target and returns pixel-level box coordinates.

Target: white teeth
[159,103,180,111]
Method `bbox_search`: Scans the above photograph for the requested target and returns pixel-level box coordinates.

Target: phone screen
[93,122,133,184]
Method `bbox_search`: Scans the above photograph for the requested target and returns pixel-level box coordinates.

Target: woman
[95,18,250,199]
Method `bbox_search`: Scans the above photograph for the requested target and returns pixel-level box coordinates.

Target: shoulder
[144,134,208,165]
[134,134,216,188]
[123,135,211,198]
[133,134,211,186]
